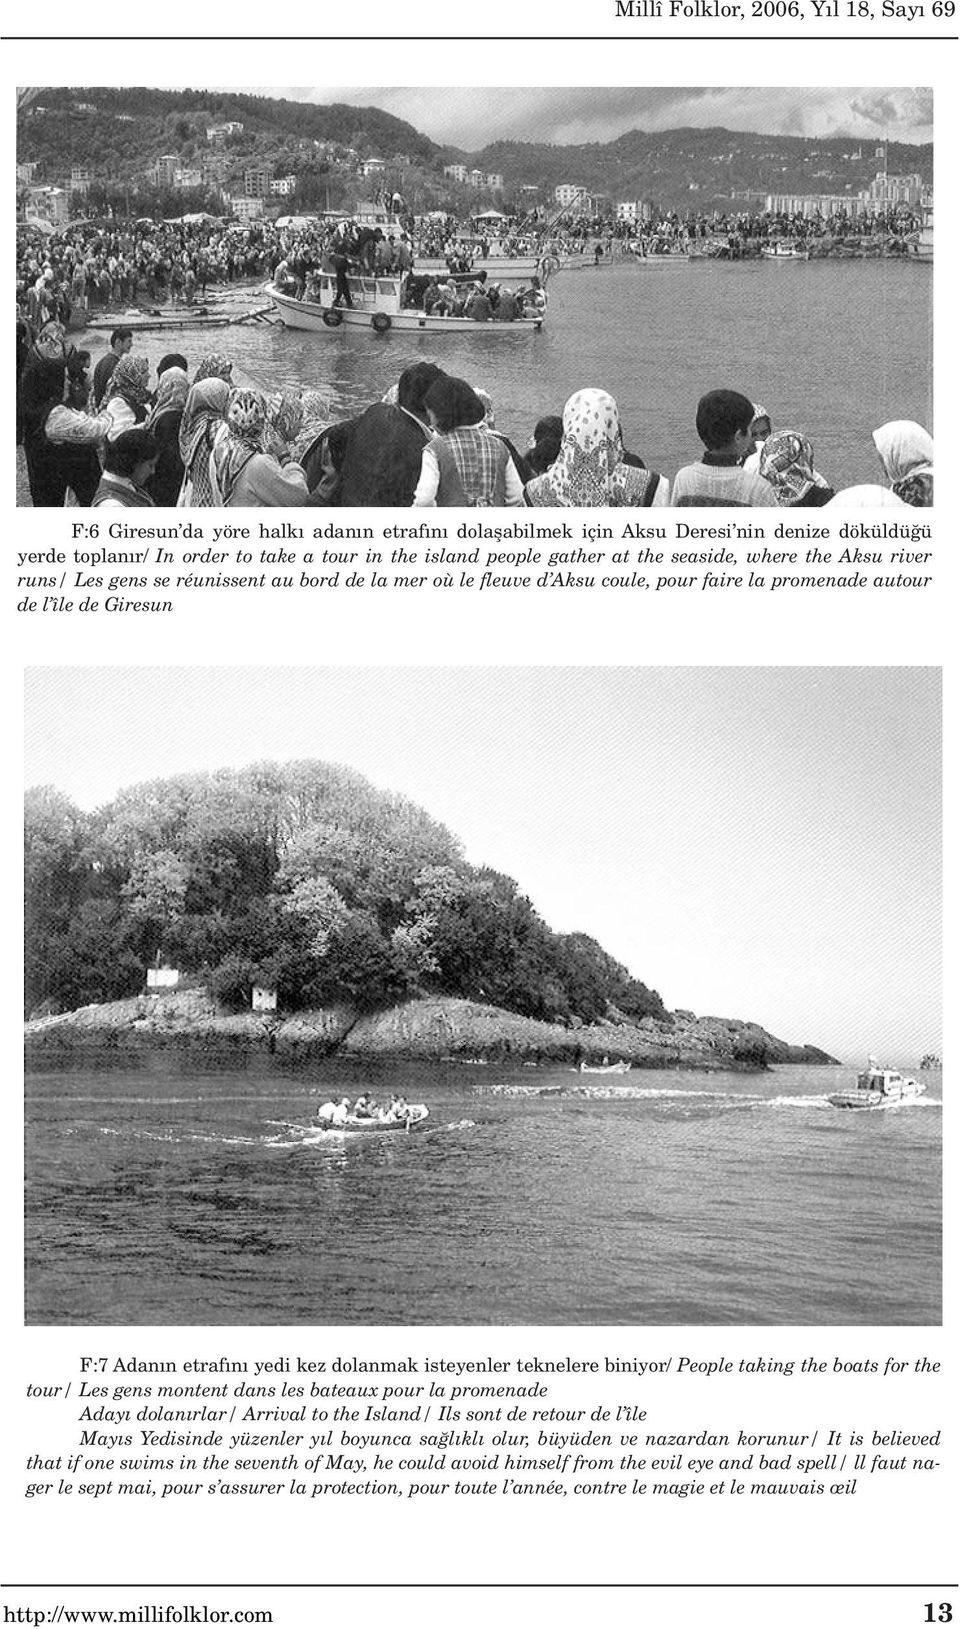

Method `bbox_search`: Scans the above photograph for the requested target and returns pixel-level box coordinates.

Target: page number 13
[923,1607,953,1623]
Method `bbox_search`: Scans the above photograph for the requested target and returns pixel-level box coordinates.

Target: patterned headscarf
[178,378,230,507]
[269,389,304,443]
[759,431,818,505]
[872,420,933,506]
[210,388,267,504]
[104,353,151,408]
[527,388,654,507]
[192,352,233,385]
[35,321,66,362]
[147,366,189,429]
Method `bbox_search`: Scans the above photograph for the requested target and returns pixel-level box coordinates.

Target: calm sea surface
[83,258,932,497]
[25,1056,941,1326]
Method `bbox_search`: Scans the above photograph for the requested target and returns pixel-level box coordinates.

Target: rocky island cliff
[25,989,837,1070]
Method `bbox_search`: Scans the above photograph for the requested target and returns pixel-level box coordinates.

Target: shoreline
[24,989,838,1071]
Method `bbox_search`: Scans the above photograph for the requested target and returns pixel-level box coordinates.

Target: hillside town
[17,88,932,242]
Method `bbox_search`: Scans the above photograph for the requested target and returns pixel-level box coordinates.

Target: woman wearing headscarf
[102,353,152,440]
[263,390,305,462]
[177,377,230,507]
[872,420,933,506]
[758,431,834,507]
[192,352,234,386]
[412,375,523,507]
[209,387,309,507]
[145,365,190,506]
[525,388,669,507]
[742,402,771,473]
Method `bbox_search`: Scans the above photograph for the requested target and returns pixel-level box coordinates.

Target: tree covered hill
[24,761,666,1028]
[18,88,931,211]
[18,87,440,177]
[468,126,933,206]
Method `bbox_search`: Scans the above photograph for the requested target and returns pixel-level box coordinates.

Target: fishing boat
[761,241,809,260]
[315,1104,430,1133]
[579,1059,631,1075]
[268,274,544,335]
[828,1060,926,1110]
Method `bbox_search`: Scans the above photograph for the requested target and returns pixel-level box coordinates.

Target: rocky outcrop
[24,990,838,1069]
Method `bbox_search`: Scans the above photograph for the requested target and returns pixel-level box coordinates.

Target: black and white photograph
[16,85,933,508]
[24,666,942,1326]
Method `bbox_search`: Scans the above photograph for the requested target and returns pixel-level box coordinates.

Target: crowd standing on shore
[16,314,933,508]
[16,192,929,333]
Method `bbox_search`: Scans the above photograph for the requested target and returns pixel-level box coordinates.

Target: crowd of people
[16,193,929,337]
[16,316,934,509]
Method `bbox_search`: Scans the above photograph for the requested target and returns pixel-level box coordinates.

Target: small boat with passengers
[579,1059,632,1075]
[315,1098,430,1132]
[268,271,544,335]
[828,1060,926,1110]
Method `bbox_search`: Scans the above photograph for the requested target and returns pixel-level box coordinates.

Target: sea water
[25,1056,941,1326]
[77,257,932,497]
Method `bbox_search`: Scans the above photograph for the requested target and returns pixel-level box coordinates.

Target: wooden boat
[268,276,544,335]
[828,1061,926,1110]
[84,310,231,332]
[579,1059,631,1075]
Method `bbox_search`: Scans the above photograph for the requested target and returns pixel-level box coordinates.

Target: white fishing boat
[761,241,809,260]
[579,1059,632,1075]
[828,1060,926,1110]
[268,274,544,335]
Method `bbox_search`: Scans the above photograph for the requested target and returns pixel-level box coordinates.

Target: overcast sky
[24,667,940,1065]
[249,86,933,149]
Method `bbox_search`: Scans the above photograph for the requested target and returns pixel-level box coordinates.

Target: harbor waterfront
[59,256,931,498]
[25,1055,941,1326]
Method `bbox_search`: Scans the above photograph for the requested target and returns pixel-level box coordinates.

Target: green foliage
[24,760,667,1025]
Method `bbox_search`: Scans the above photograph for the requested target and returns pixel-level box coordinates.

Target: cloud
[267,85,932,148]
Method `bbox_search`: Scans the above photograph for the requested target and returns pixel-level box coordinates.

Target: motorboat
[579,1059,632,1075]
[268,274,544,334]
[828,1061,926,1109]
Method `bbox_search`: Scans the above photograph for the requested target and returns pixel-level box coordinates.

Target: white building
[26,184,70,227]
[228,194,264,221]
[358,156,387,178]
[70,166,92,193]
[554,183,586,208]
[17,161,38,183]
[206,121,244,144]
[765,191,863,217]
[153,153,180,188]
[486,172,504,191]
[175,167,202,190]
[270,174,298,196]
[861,170,925,206]
[443,164,468,183]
